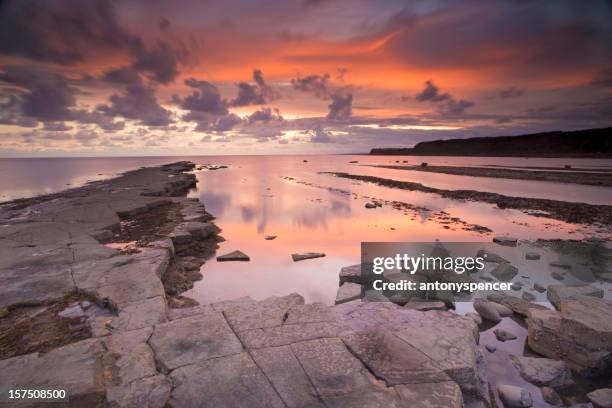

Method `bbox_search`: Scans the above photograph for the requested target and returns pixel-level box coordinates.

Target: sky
[0,0,611,156]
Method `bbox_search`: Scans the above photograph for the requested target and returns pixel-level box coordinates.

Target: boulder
[540,386,562,406]
[587,388,612,408]
[509,355,573,388]
[527,296,612,375]
[473,299,502,322]
[497,384,533,407]
[489,301,514,317]
[547,285,604,310]
[491,262,518,281]
[487,292,547,317]
[339,264,362,285]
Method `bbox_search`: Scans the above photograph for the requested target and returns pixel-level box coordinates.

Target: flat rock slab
[216,250,250,262]
[491,262,518,281]
[509,355,573,388]
[292,252,325,262]
[547,284,604,310]
[493,236,518,246]
[106,374,171,408]
[395,381,463,408]
[335,282,362,305]
[0,339,106,406]
[339,264,362,284]
[149,312,243,372]
[223,293,304,332]
[169,352,285,408]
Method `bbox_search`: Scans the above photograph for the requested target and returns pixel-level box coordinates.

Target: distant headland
[370,127,612,157]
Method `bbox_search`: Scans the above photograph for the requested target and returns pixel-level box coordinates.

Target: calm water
[1,155,611,304]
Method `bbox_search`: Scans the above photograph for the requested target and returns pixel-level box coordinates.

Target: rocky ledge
[0,161,494,408]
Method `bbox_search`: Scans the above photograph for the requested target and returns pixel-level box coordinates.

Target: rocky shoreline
[326,172,612,227]
[1,161,611,407]
[367,165,612,187]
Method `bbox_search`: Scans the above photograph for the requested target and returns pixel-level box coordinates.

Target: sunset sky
[0,0,611,156]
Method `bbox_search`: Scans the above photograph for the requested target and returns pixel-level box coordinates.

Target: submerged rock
[497,384,533,407]
[494,329,517,342]
[533,283,546,293]
[217,250,250,262]
[264,235,277,240]
[292,252,325,262]
[473,298,502,323]
[491,262,519,281]
[525,252,541,260]
[551,270,566,280]
[509,355,573,388]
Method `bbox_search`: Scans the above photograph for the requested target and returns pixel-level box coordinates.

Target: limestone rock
[292,252,325,262]
[509,355,573,388]
[335,282,362,305]
[395,381,463,408]
[490,301,514,317]
[587,388,612,408]
[216,250,250,261]
[497,384,533,407]
[547,284,604,310]
[339,264,362,285]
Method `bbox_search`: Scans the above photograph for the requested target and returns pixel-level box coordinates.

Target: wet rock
[551,270,566,280]
[527,296,612,375]
[217,250,250,262]
[264,235,277,240]
[148,312,243,372]
[292,252,325,262]
[540,386,562,406]
[487,292,548,317]
[534,283,546,293]
[497,384,533,407]
[365,202,377,209]
[473,298,502,322]
[494,329,517,342]
[547,284,604,310]
[169,230,192,245]
[491,263,519,281]
[587,388,612,408]
[339,264,362,285]
[335,282,362,305]
[493,236,518,247]
[490,301,514,317]
[178,221,220,240]
[525,252,541,260]
[511,282,523,291]
[522,291,536,302]
[509,355,573,388]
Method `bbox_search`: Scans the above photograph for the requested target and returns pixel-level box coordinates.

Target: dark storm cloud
[247,108,283,124]
[213,113,242,132]
[499,87,525,99]
[0,0,142,65]
[98,84,172,126]
[103,66,142,85]
[0,65,77,122]
[383,2,612,75]
[291,74,331,98]
[133,41,182,84]
[181,79,228,115]
[327,92,352,120]
[231,69,277,107]
[414,80,474,116]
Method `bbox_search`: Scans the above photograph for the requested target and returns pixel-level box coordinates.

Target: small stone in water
[485,344,496,353]
[494,329,518,342]
[525,252,541,260]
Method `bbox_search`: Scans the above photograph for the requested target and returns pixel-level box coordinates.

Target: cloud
[98,84,172,126]
[327,92,352,120]
[415,80,450,103]
[309,126,333,143]
[291,73,331,98]
[231,69,277,106]
[43,122,72,131]
[414,80,474,116]
[103,66,141,85]
[181,78,228,115]
[247,107,283,124]
[133,41,182,84]
[0,0,142,65]
[499,86,524,99]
